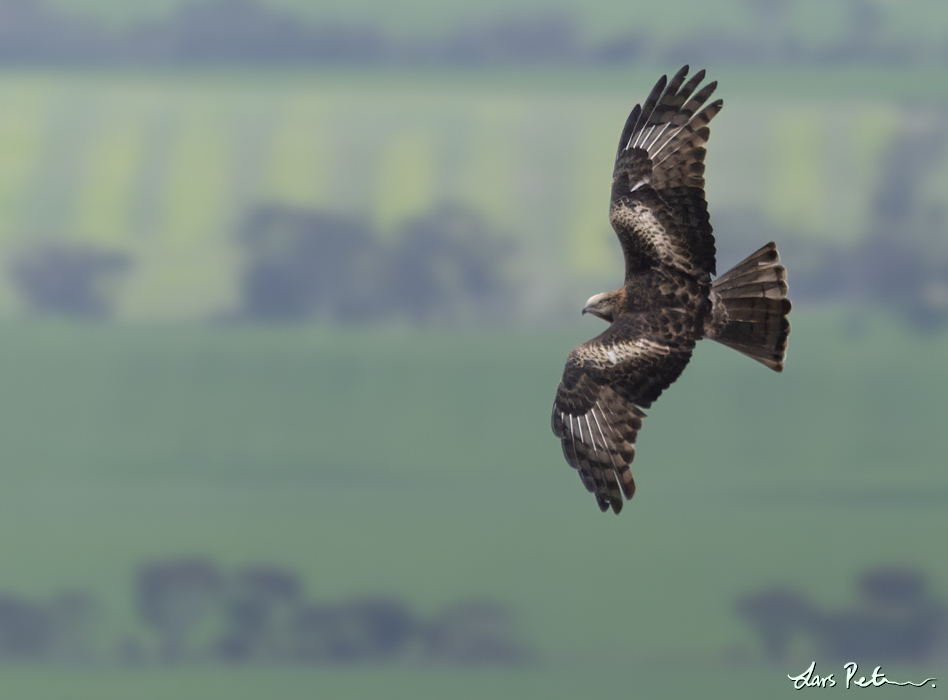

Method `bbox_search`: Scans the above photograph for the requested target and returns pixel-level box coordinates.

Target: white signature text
[787,661,936,689]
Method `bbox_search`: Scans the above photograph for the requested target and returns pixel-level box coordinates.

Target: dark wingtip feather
[637,74,668,128]
[666,65,690,95]
[616,104,641,157]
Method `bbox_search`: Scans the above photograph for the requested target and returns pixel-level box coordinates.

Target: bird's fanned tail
[707,242,791,371]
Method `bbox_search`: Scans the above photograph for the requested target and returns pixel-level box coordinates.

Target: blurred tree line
[0,0,944,67]
[0,557,529,666]
[235,204,513,325]
[12,150,948,332]
[8,202,516,326]
[737,566,948,664]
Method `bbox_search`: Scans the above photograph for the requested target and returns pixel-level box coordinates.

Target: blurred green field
[0,307,945,697]
[0,57,946,697]
[2,663,939,700]
[1,67,941,319]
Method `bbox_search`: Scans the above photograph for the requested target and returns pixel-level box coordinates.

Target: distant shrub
[9,242,130,319]
[424,601,529,665]
[0,589,100,663]
[237,206,378,322]
[216,565,302,663]
[736,588,815,662]
[381,205,514,325]
[136,558,223,663]
[292,598,416,664]
[738,566,948,664]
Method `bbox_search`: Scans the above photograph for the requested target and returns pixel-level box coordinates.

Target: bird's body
[551,67,791,514]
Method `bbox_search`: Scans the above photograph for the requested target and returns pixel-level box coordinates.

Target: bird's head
[582,290,622,323]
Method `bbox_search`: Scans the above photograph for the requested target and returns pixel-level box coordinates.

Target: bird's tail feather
[709,242,791,372]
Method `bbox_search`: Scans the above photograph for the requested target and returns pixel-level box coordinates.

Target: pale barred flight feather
[588,409,607,454]
[649,129,690,170]
[601,409,625,458]
[645,93,693,150]
[591,407,622,472]
[644,124,673,155]
[583,414,598,453]
[629,106,653,148]
[638,122,668,154]
[652,103,720,170]
[651,131,688,165]
[632,124,655,151]
[651,122,708,169]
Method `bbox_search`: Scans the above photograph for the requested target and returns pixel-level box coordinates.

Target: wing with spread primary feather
[609,66,722,279]
[551,321,694,514]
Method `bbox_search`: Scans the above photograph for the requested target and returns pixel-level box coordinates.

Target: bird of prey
[551,66,791,514]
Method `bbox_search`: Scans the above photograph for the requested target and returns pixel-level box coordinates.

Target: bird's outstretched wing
[551,317,695,514]
[610,66,722,279]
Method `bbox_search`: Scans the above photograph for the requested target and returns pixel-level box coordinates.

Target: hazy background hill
[28,0,948,57]
[0,1,947,698]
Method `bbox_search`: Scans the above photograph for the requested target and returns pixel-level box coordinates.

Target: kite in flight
[551,66,791,514]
